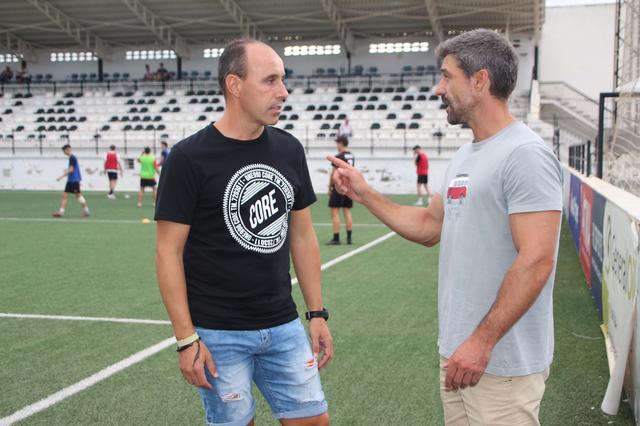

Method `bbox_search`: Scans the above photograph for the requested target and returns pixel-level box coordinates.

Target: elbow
[422,235,440,247]
[531,255,556,286]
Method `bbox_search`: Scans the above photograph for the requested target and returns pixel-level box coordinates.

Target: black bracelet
[176,337,200,352]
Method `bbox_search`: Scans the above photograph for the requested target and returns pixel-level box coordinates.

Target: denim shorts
[195,319,328,426]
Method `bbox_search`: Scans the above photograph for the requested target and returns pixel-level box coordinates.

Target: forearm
[156,250,195,339]
[472,254,555,348]
[361,189,441,246]
[290,234,323,311]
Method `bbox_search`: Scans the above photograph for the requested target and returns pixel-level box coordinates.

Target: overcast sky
[547,0,614,6]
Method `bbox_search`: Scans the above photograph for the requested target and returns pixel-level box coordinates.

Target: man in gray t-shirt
[328,29,562,425]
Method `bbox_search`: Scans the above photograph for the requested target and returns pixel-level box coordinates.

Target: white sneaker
[413,199,424,206]
[107,193,116,200]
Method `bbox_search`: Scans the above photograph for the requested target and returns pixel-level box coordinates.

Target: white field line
[291,231,396,285]
[0,313,170,325]
[0,338,176,426]
[0,217,387,227]
[0,230,396,424]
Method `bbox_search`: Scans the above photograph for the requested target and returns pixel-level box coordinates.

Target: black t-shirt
[155,124,317,330]
[334,150,354,167]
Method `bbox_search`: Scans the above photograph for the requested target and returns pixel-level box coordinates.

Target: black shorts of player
[64,182,81,193]
[417,175,428,184]
[107,172,118,181]
[328,188,353,208]
[140,178,157,188]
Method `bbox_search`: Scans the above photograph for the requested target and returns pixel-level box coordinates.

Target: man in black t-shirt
[326,135,355,245]
[155,39,332,426]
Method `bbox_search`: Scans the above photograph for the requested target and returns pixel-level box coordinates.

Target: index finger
[326,155,352,170]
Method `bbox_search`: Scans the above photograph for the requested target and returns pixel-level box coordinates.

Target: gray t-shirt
[438,121,563,376]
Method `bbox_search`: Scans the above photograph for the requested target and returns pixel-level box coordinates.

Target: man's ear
[472,69,490,94]
[225,74,242,98]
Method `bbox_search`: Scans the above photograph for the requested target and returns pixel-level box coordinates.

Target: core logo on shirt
[223,163,294,254]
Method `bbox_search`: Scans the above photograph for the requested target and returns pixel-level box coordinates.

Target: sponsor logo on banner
[602,201,639,355]
[579,183,593,287]
[590,190,606,319]
[568,174,581,250]
[223,164,295,254]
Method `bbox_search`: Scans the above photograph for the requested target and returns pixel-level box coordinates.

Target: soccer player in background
[159,141,170,167]
[326,135,355,245]
[412,145,431,206]
[104,144,124,199]
[137,146,159,207]
[52,144,90,218]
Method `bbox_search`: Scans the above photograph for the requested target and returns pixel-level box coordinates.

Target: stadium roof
[0,0,545,61]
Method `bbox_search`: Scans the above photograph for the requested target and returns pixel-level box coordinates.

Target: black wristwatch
[305,308,329,322]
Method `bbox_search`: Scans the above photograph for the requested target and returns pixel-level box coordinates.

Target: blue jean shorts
[195,319,328,426]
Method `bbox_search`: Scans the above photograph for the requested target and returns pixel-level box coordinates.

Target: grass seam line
[0,217,387,227]
[0,313,171,325]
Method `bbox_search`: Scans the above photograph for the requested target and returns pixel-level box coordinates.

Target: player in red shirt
[104,145,124,199]
[413,145,432,206]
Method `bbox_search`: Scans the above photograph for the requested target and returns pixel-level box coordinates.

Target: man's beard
[442,95,468,126]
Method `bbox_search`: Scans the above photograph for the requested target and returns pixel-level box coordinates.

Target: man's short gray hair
[436,29,519,100]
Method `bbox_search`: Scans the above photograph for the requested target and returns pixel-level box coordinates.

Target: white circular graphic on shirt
[223,164,295,254]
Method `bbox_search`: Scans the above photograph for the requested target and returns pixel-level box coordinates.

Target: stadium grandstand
[1,0,640,424]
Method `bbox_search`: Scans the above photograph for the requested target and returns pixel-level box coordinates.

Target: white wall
[0,152,450,195]
[539,3,615,99]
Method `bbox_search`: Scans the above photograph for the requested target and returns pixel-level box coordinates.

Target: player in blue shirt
[52,144,91,217]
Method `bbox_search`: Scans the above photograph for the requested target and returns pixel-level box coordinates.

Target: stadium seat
[197,115,207,121]
[409,122,420,129]
[357,96,366,102]
[369,95,379,102]
[283,105,292,111]
[55,116,66,122]
[306,105,316,111]
[393,95,402,101]
[205,106,214,112]
[377,104,387,110]
[396,122,406,129]
[387,113,397,120]
[47,125,57,131]
[412,113,423,119]
[134,124,143,131]
[405,95,415,101]
[326,113,335,120]
[279,114,287,120]
[370,123,380,130]
[284,123,294,130]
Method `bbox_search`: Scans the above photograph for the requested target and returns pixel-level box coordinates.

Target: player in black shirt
[326,135,355,245]
[155,39,332,426]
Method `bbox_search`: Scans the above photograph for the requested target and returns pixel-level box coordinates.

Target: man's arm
[156,220,217,388]
[289,207,333,369]
[57,165,73,181]
[328,156,443,246]
[443,210,561,390]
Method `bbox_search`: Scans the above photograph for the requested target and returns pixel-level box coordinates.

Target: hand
[178,340,218,389]
[443,335,493,390]
[308,318,333,369]
[326,156,370,203]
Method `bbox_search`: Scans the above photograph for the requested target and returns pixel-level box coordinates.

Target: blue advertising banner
[569,174,582,250]
[590,190,606,320]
